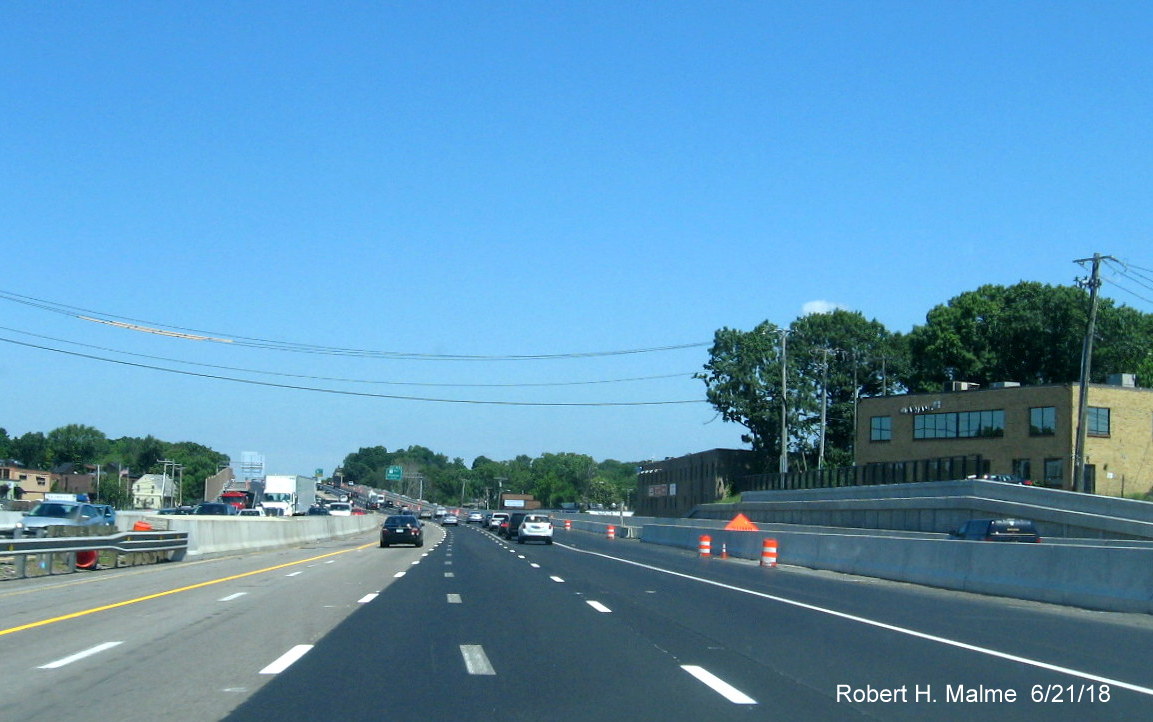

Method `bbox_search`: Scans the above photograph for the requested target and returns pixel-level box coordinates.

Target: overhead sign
[386,465,404,481]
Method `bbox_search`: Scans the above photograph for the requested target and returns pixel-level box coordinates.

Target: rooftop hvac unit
[948,381,981,392]
[990,381,1021,389]
[1107,373,1137,388]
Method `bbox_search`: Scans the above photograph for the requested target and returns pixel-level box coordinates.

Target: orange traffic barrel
[760,538,778,567]
[699,534,712,557]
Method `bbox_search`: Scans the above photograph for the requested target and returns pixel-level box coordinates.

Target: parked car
[970,474,1035,486]
[9,500,117,537]
[380,514,423,547]
[517,514,553,544]
[949,518,1041,542]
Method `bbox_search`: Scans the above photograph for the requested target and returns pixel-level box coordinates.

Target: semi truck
[259,475,316,516]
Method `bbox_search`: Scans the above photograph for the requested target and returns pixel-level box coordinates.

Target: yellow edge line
[0,542,378,637]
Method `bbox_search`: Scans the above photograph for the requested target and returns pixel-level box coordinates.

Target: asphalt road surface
[3,521,1153,721]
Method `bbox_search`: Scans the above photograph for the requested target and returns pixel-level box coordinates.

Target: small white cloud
[802,300,850,315]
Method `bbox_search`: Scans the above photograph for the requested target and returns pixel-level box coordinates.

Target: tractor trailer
[260,475,316,516]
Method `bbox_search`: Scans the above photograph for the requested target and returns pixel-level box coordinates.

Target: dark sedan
[380,514,423,547]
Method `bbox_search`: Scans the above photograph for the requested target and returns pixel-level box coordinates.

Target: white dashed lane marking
[39,642,123,670]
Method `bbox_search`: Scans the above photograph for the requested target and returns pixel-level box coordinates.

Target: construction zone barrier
[75,549,99,569]
[132,520,153,532]
[607,525,616,540]
[699,534,712,557]
[564,519,572,531]
[761,537,778,567]
[721,542,728,559]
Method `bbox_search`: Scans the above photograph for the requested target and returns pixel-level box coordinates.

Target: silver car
[13,501,117,538]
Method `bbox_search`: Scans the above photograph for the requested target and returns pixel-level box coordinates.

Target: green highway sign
[386,465,404,481]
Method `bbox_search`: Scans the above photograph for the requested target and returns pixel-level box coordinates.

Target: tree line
[0,424,228,508]
[696,281,1153,473]
[339,445,638,509]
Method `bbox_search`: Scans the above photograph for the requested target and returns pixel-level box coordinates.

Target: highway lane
[229,522,1153,721]
[0,524,446,721]
[4,519,1152,720]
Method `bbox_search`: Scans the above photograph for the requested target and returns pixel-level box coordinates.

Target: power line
[0,324,695,388]
[0,290,708,360]
[0,335,706,407]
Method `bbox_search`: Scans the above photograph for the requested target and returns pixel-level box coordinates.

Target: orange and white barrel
[760,538,778,567]
[699,534,712,557]
[607,525,616,540]
[564,519,572,531]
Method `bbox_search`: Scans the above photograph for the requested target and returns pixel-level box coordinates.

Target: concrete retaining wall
[639,523,1153,615]
[694,480,1153,540]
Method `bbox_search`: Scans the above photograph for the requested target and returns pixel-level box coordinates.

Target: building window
[1044,458,1064,487]
[914,410,1005,439]
[1029,407,1056,436]
[1013,458,1032,481]
[870,416,892,442]
[1088,407,1110,436]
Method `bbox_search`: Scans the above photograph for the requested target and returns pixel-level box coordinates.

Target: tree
[695,322,787,461]
[11,431,50,469]
[785,310,907,468]
[46,424,109,467]
[905,282,1153,391]
[697,312,906,470]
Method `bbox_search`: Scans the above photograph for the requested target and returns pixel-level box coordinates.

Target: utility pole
[1072,253,1114,492]
[816,346,841,470]
[777,329,789,474]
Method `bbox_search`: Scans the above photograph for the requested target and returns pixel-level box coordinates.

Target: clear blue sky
[3,2,1152,476]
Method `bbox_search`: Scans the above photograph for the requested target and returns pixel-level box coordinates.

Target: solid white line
[260,645,313,674]
[561,544,1153,697]
[682,665,757,704]
[39,642,123,670]
[550,576,565,583]
[460,645,496,675]
[586,600,612,613]
[218,593,247,602]
[358,593,379,604]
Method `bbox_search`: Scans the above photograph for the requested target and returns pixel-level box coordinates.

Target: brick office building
[856,375,1153,496]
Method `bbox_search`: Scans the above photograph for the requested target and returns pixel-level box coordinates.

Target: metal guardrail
[0,530,189,580]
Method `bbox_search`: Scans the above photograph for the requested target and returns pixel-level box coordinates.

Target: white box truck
[260,475,316,516]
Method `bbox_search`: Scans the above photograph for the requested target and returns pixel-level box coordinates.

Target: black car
[949,518,1041,542]
[380,514,423,547]
[502,511,531,538]
[193,502,239,515]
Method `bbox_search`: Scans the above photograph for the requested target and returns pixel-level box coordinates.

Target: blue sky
[3,2,1152,477]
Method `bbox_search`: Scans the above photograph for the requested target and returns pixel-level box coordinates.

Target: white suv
[488,512,509,533]
[517,514,554,544]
